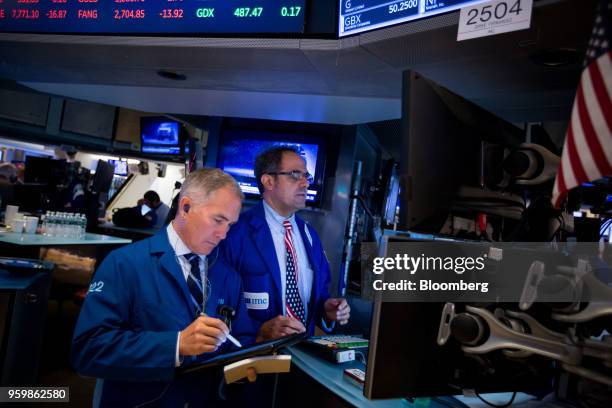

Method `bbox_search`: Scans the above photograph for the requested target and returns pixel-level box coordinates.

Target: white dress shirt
[166,223,207,366]
[263,200,314,321]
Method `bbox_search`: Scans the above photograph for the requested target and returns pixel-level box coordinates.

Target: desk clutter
[301,335,369,364]
[4,205,88,238]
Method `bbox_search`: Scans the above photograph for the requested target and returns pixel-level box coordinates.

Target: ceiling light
[157,70,187,81]
[529,48,582,67]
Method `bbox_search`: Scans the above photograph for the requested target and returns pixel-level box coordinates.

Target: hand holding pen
[200,311,242,348]
[178,315,233,357]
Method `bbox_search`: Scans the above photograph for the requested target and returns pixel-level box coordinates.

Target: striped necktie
[184,253,204,314]
[283,220,305,324]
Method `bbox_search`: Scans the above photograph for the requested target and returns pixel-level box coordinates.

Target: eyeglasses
[267,170,314,184]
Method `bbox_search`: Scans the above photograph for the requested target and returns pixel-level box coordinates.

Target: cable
[271,373,279,408]
[208,246,219,270]
[476,391,517,408]
[353,194,375,219]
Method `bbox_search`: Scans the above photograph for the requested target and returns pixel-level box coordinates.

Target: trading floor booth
[0,259,54,386]
[0,0,607,406]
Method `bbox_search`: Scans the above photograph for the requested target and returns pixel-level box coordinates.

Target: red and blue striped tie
[283,220,305,324]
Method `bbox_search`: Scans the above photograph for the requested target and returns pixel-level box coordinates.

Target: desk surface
[288,346,413,408]
[0,269,46,290]
[0,232,131,246]
[288,346,535,408]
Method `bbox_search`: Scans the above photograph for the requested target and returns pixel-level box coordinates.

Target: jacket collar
[248,202,282,299]
[149,229,195,317]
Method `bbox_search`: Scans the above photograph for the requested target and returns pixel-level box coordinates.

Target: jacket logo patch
[244,292,269,310]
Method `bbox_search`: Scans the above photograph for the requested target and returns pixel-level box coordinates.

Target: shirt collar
[166,222,206,262]
[263,200,295,229]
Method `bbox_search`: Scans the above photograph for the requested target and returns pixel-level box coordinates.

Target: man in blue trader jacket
[72,168,255,407]
[219,146,350,342]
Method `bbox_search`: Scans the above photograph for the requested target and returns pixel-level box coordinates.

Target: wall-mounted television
[217,129,326,207]
[108,159,128,176]
[140,117,182,155]
[62,99,116,140]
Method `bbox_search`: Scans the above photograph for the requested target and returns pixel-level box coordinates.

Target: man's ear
[260,174,275,191]
[178,196,192,217]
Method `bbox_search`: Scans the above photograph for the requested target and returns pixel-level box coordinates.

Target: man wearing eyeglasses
[219,146,350,342]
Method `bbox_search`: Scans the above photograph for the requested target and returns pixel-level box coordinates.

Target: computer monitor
[364,235,557,400]
[397,71,524,232]
[216,129,327,206]
[108,159,128,176]
[140,117,183,155]
[24,156,67,185]
[91,160,114,193]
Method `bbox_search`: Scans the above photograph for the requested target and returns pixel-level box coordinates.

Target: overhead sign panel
[457,0,532,41]
[0,1,306,35]
[339,0,492,37]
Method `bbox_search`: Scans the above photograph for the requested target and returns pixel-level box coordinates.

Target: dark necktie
[283,220,305,324]
[184,253,204,314]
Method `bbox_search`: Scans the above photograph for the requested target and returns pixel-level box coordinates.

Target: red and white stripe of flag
[552,51,612,208]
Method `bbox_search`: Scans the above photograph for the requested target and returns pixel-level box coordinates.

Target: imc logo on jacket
[244,292,269,310]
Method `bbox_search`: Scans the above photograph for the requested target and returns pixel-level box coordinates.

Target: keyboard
[307,335,369,349]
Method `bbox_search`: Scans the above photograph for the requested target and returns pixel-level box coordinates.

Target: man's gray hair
[179,168,243,205]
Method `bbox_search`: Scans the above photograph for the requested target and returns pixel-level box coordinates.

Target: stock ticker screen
[339,0,489,37]
[0,0,306,35]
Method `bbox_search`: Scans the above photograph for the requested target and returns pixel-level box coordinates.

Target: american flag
[552,0,612,208]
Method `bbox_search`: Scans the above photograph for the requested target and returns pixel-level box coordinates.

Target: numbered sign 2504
[457,0,532,41]
[466,0,523,25]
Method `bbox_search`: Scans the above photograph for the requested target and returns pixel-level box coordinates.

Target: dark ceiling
[0,0,595,124]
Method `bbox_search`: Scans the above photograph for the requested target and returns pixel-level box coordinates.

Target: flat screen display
[217,130,326,206]
[339,0,491,37]
[0,0,306,34]
[141,117,181,155]
[108,159,128,176]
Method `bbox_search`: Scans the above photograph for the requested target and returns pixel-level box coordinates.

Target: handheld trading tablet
[176,332,306,377]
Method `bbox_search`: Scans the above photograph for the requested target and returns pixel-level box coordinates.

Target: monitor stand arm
[438,303,612,387]
[460,306,582,365]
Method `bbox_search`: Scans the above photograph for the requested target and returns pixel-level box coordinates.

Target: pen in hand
[226,333,242,348]
[200,312,242,348]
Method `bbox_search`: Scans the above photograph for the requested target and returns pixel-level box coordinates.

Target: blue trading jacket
[219,201,332,336]
[71,230,255,407]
